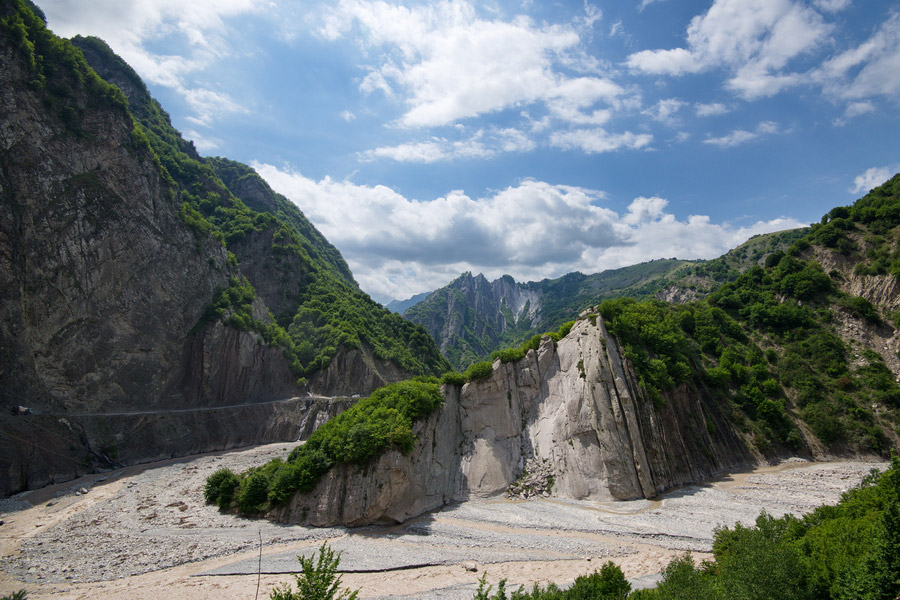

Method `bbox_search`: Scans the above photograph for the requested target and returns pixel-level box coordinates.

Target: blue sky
[40,0,900,303]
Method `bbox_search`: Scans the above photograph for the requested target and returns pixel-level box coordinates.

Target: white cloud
[643,98,686,124]
[817,13,900,103]
[851,166,898,195]
[813,0,851,13]
[184,129,222,153]
[703,120,780,147]
[41,0,258,126]
[319,0,631,129]
[833,101,875,126]
[638,0,667,11]
[550,128,653,153]
[254,162,804,300]
[359,127,536,163]
[695,102,729,117]
[626,0,830,99]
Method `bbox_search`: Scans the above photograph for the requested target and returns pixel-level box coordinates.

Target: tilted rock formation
[268,316,758,526]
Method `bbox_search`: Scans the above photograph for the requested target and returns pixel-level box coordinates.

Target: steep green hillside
[658,228,811,301]
[405,259,695,370]
[69,35,449,382]
[592,175,900,457]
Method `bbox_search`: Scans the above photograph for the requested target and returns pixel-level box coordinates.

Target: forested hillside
[585,175,900,458]
[68,33,449,384]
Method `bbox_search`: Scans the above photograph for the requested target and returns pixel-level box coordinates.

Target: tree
[270,543,359,600]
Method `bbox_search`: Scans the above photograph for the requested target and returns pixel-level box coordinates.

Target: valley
[0,441,884,599]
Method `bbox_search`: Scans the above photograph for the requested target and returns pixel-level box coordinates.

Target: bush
[270,542,359,600]
[204,468,239,507]
[440,370,466,386]
[464,361,494,381]
[492,347,526,363]
[237,472,270,513]
[566,562,630,600]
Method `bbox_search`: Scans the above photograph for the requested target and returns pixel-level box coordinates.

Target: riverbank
[0,442,885,599]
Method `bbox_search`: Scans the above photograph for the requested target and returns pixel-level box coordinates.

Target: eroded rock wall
[274,316,758,526]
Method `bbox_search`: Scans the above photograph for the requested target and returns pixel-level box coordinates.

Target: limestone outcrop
[270,315,758,526]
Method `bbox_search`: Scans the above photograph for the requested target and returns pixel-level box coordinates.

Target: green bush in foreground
[270,542,359,600]
[473,561,630,599]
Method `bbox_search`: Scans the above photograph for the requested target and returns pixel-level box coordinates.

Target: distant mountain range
[397,229,808,370]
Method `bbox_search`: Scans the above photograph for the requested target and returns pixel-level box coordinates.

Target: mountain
[384,291,432,314]
[403,259,696,370]
[229,175,900,527]
[0,1,446,495]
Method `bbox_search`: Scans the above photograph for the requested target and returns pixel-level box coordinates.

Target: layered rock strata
[270,316,758,526]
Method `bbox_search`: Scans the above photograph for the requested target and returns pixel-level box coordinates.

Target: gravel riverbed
[0,443,887,600]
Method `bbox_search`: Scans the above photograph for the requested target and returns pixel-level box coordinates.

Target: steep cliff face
[404,273,540,369]
[0,3,306,494]
[269,315,758,526]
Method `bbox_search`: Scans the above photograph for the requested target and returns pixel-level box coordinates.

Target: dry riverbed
[0,443,886,600]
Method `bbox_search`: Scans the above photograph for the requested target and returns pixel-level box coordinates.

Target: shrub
[440,370,466,386]
[204,468,239,507]
[566,562,630,600]
[270,542,359,600]
[464,360,494,381]
[492,347,526,363]
[237,472,270,513]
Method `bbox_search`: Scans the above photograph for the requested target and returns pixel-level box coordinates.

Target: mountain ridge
[0,0,446,495]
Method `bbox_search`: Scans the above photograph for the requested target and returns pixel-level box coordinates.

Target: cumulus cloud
[626,0,830,99]
[695,102,730,117]
[851,166,898,195]
[253,162,804,300]
[643,98,686,124]
[550,128,653,153]
[359,128,536,163]
[319,0,630,129]
[41,0,256,126]
[816,12,900,103]
[703,120,780,147]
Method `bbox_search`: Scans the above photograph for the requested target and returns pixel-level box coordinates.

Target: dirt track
[0,442,886,599]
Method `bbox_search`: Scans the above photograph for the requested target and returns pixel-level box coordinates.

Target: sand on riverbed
[0,442,886,600]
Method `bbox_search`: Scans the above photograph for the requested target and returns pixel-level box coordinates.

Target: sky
[39,0,900,303]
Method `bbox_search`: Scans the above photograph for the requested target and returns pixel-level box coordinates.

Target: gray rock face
[0,20,300,495]
[273,316,758,526]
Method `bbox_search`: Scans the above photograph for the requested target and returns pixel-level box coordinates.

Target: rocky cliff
[268,314,758,526]
[0,3,446,496]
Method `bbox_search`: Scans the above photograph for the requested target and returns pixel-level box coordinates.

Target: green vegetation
[476,457,900,600]
[2,0,128,137]
[634,456,900,600]
[63,32,448,381]
[590,179,900,454]
[270,543,359,600]
[473,561,630,599]
[205,380,444,513]
[686,229,810,288]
